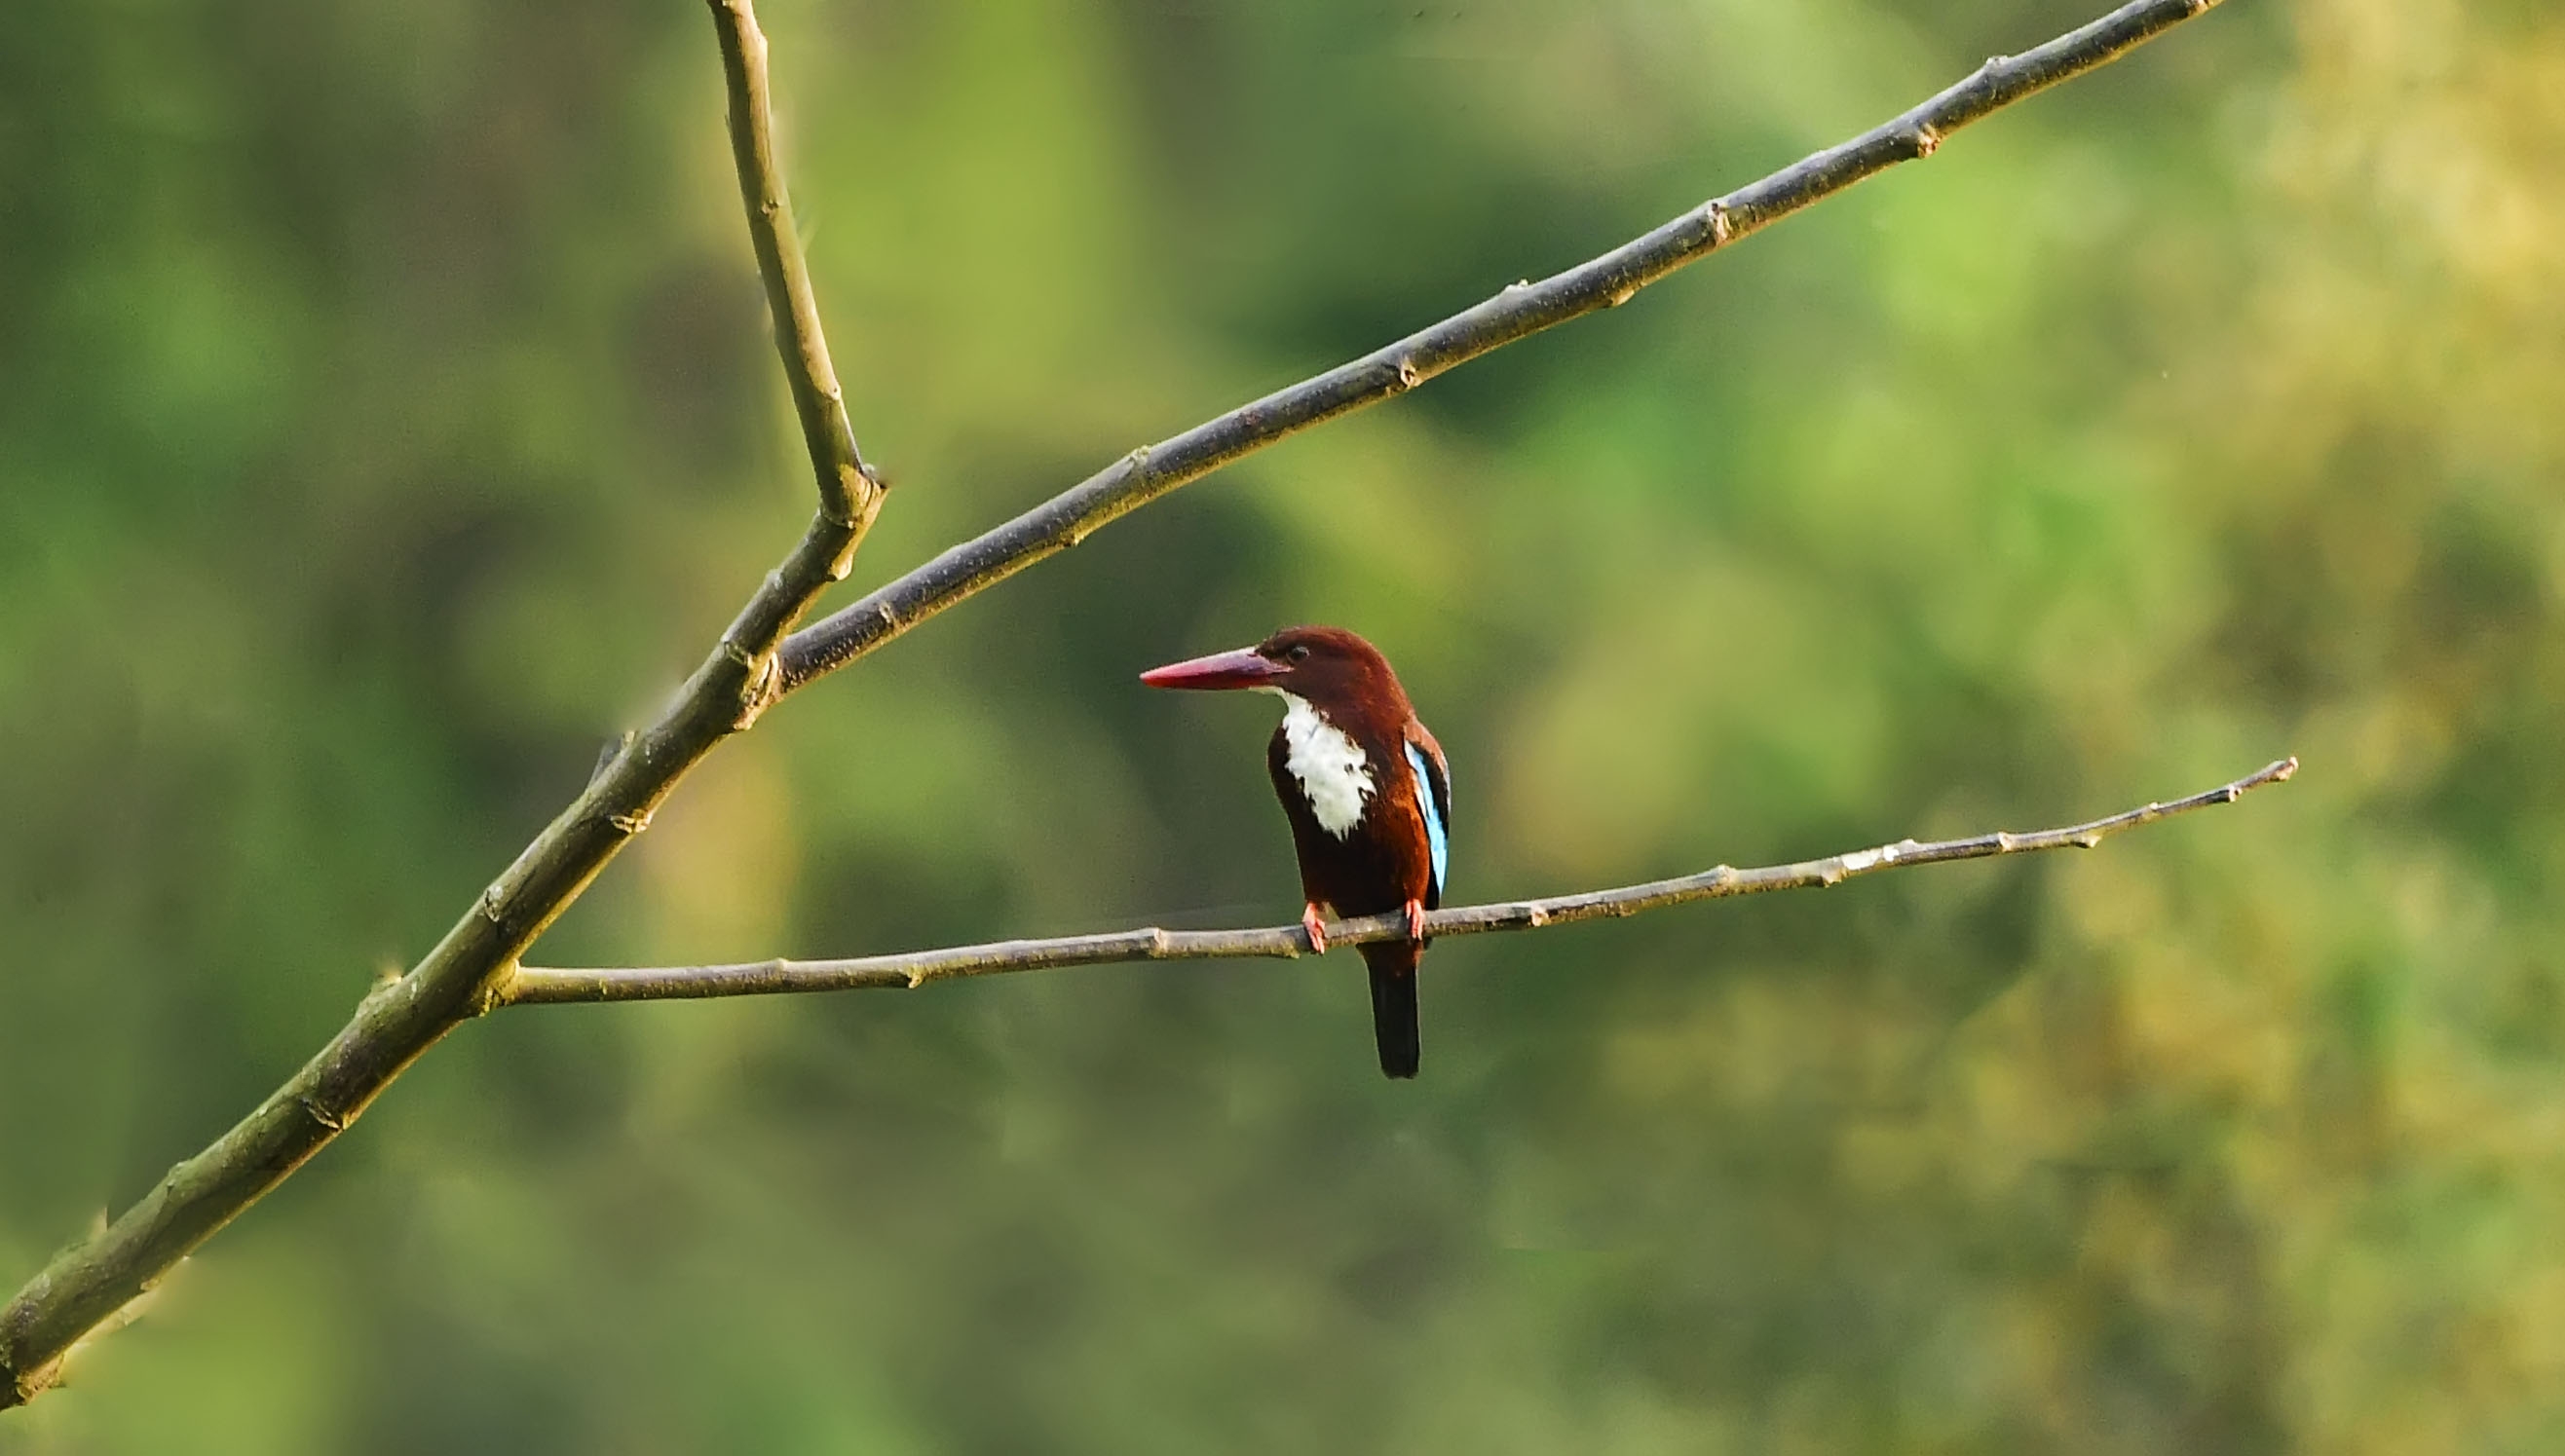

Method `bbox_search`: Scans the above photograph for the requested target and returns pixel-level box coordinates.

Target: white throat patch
[1270,691,1374,838]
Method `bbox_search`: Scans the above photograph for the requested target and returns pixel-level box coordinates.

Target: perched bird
[1142,626,1450,1079]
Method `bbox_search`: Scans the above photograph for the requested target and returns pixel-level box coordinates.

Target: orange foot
[1404,898,1427,942]
[1301,903,1330,955]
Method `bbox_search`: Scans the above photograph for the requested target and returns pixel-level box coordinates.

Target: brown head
[1139,625,1413,724]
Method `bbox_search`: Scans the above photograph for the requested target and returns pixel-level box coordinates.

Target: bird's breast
[1275,692,1375,837]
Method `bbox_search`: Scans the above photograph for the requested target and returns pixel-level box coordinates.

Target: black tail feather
[1362,944,1421,1079]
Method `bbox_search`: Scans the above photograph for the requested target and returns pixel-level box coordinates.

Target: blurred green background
[5,0,2561,1449]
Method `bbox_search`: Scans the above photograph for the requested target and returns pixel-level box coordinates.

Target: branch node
[1394,356,1421,391]
[2070,832,2103,848]
[732,652,783,731]
[822,475,886,577]
[608,807,654,837]
[1704,200,1732,244]
[1911,125,1943,158]
[295,1095,346,1134]
[477,884,508,925]
[465,972,512,1019]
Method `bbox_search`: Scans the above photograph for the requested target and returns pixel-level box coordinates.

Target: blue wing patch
[1406,741,1448,900]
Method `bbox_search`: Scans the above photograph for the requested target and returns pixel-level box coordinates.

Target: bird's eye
[1286,644,1311,663]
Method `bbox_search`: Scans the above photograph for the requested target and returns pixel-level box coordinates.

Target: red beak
[1139,646,1283,691]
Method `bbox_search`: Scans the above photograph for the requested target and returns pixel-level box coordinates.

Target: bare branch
[0,0,886,1409]
[506,759,2295,1005]
[711,0,878,525]
[773,0,2226,691]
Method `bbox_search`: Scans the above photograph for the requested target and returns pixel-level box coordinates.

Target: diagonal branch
[0,0,2229,1412]
[506,759,2296,1005]
[772,0,2226,692]
[0,0,884,1410]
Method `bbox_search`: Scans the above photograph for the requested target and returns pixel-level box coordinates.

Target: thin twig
[507,759,2295,1005]
[712,0,877,526]
[0,0,2228,1410]
[773,0,2225,691]
[0,0,884,1409]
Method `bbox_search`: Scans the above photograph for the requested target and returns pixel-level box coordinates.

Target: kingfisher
[1141,626,1450,1079]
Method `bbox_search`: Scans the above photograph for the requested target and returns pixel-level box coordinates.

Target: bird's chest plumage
[1273,693,1376,837]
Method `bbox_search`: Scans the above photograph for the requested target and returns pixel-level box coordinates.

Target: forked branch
[0,0,885,1408]
[507,759,2295,1004]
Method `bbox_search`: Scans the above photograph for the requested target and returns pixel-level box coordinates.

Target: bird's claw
[1301,904,1330,955]
[1405,899,1427,942]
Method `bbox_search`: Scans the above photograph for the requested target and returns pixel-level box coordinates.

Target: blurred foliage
[5,0,2563,1449]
